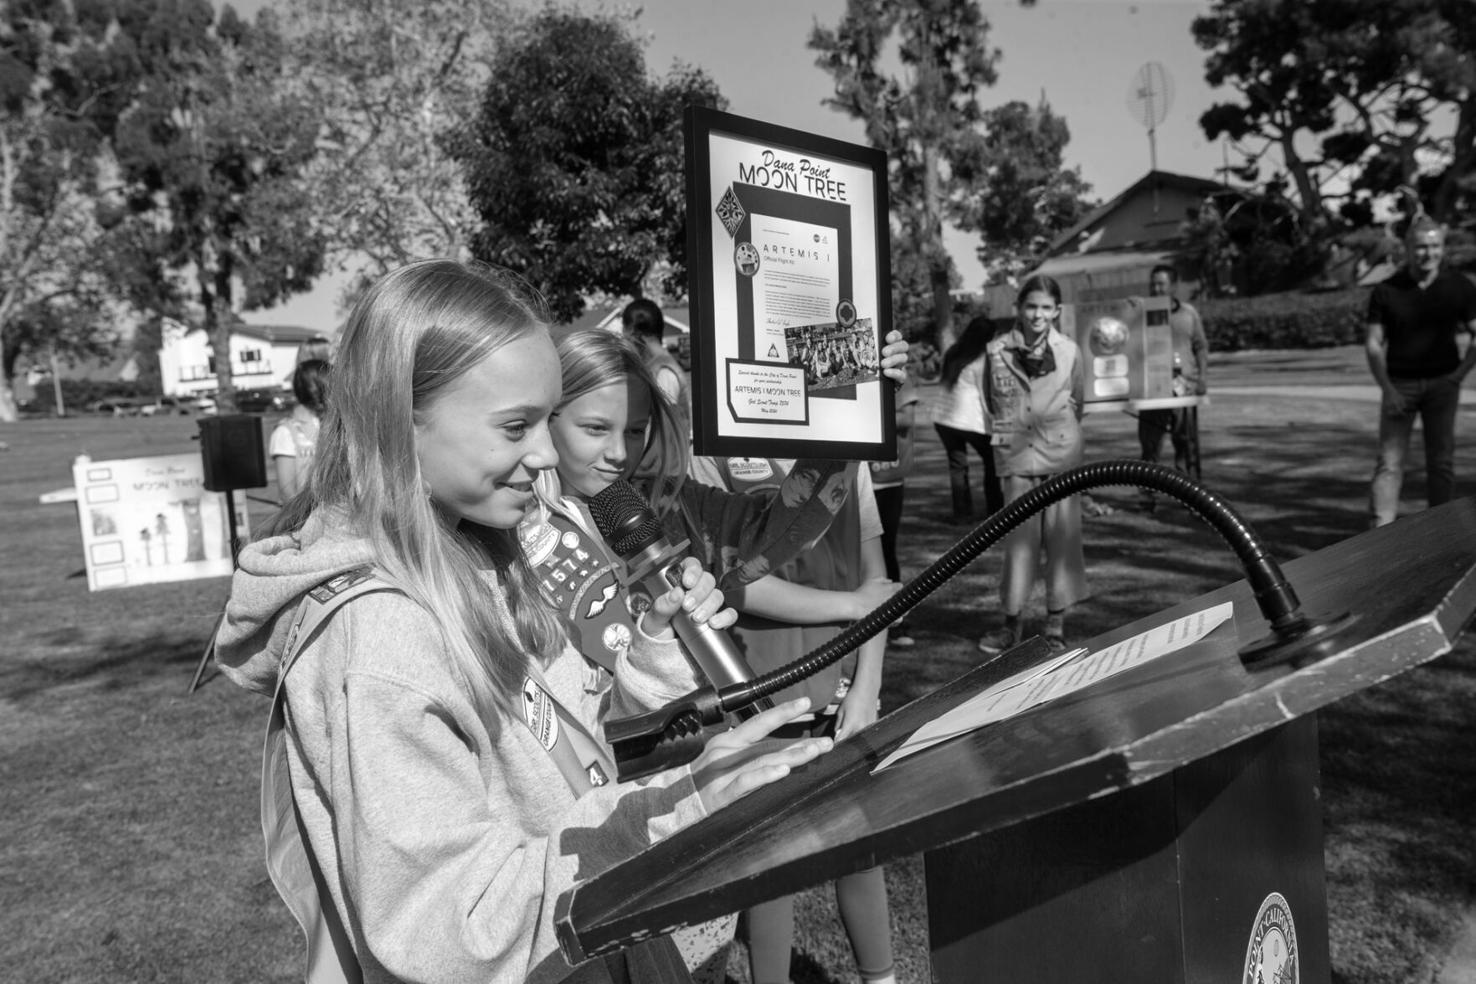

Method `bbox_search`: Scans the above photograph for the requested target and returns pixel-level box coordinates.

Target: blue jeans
[1370,375,1462,526]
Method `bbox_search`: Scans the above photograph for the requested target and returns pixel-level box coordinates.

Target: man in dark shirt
[1366,218,1476,526]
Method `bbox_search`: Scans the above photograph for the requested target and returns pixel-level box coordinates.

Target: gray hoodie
[215,508,705,984]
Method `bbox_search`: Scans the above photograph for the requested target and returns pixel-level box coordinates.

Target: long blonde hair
[268,259,565,721]
[553,329,689,517]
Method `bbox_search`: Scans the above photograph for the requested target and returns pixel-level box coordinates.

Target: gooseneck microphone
[587,480,774,734]
[599,460,1356,781]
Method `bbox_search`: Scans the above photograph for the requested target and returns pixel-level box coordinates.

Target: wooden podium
[558,499,1476,983]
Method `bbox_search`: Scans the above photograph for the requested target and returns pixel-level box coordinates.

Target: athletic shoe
[976,625,1019,655]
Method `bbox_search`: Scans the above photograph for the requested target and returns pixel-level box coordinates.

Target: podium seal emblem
[1243,891,1298,984]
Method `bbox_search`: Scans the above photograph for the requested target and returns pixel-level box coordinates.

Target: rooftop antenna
[1127,61,1174,211]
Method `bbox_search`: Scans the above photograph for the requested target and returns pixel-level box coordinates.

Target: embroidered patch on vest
[521,677,560,751]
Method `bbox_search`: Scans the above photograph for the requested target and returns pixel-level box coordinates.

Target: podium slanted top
[558,498,1476,961]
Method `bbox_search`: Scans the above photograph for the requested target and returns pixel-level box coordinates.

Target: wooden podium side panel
[926,776,1186,983]
[926,719,1329,984]
[1176,716,1330,984]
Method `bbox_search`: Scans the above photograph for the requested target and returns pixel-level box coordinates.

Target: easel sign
[71,452,246,591]
[684,106,895,460]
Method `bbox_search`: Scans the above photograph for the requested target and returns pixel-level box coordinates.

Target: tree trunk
[202,244,237,413]
[0,372,18,423]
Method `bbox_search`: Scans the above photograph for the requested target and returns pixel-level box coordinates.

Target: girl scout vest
[710,457,863,710]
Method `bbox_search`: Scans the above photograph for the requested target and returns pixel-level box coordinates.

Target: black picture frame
[684,106,896,461]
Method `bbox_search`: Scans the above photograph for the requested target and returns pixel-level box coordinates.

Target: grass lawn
[2,347,1474,984]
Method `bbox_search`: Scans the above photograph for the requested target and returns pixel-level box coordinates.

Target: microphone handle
[635,553,773,719]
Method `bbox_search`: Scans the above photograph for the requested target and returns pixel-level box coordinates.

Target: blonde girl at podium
[976,274,1090,656]
[214,259,833,984]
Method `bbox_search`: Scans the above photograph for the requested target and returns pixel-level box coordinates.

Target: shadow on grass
[2,628,207,701]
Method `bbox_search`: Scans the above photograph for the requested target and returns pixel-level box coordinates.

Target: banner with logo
[684,107,895,460]
[71,452,247,591]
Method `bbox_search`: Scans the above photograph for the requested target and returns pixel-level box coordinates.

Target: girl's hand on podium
[690,698,832,813]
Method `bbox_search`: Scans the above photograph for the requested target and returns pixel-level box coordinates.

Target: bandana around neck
[1011,332,1055,379]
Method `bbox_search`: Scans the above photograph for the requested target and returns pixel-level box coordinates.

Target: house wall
[158,321,302,397]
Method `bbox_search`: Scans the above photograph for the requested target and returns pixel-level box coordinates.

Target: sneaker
[1045,634,1069,656]
[976,625,1019,655]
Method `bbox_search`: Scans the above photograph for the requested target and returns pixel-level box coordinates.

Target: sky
[240,0,1228,329]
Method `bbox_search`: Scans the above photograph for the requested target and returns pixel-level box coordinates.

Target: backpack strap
[262,567,688,984]
[264,568,394,984]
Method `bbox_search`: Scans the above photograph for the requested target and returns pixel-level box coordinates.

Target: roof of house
[186,322,328,345]
[1046,170,1230,257]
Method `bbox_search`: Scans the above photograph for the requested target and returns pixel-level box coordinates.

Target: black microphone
[587,479,773,720]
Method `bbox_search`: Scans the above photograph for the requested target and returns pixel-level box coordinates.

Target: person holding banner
[976,274,1089,657]
[212,259,832,984]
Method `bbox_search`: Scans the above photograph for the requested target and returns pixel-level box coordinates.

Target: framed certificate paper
[684,107,895,460]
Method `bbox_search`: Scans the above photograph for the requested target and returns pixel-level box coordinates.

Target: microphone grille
[587,479,664,558]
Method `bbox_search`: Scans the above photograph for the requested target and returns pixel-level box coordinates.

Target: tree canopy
[954,96,1094,287]
[811,0,1000,345]
[1195,0,1476,227]
[452,8,723,322]
[281,0,513,299]
[0,0,148,420]
[112,0,326,408]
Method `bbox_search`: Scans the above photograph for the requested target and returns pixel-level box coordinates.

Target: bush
[1197,286,1370,351]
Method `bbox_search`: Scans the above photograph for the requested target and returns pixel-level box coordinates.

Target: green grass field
[2,346,1474,984]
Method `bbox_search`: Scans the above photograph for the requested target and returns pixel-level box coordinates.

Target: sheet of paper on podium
[875,601,1236,773]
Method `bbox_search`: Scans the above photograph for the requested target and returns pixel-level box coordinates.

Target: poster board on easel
[71,452,247,591]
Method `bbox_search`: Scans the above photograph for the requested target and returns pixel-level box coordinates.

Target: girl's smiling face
[1018,290,1059,341]
[550,380,652,499]
[413,332,562,529]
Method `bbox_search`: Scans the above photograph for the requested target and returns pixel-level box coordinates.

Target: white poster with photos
[72,452,246,591]
[685,107,895,460]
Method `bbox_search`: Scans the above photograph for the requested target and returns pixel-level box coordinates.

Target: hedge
[1196,286,1370,352]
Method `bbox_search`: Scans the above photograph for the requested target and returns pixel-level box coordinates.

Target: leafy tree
[113,0,326,410]
[453,9,724,322]
[954,96,1095,286]
[279,0,515,297]
[0,0,146,420]
[810,0,1001,348]
[1194,0,1476,227]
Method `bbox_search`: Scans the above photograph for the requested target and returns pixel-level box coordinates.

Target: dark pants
[934,423,1003,521]
[1138,407,1192,472]
[1370,374,1462,526]
[873,483,905,583]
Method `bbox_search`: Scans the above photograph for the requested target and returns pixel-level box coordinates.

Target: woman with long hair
[975,274,1089,656]
[931,315,1004,523]
[214,259,830,984]
[269,357,330,500]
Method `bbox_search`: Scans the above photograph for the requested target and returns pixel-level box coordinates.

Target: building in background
[157,320,329,399]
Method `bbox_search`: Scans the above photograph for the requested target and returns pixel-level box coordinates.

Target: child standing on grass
[976,274,1089,657]
[213,259,831,984]
[690,452,900,984]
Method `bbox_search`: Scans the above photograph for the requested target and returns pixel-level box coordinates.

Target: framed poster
[1063,295,1175,410]
[71,452,247,591]
[684,107,895,460]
